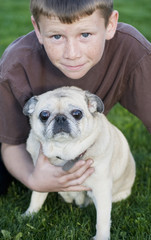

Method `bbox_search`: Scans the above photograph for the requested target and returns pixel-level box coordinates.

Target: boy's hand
[29,150,94,192]
[2,143,94,193]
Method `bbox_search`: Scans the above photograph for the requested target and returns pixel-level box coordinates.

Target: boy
[0,0,151,195]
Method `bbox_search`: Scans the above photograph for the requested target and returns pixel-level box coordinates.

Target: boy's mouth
[61,63,85,71]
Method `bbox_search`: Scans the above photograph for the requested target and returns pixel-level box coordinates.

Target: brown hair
[30,0,113,27]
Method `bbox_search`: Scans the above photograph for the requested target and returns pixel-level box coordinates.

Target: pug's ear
[85,91,104,114]
[23,96,38,116]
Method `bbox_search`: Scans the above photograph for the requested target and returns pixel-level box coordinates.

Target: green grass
[0,0,151,239]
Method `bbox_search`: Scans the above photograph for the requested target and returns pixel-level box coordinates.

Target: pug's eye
[71,110,83,120]
[39,110,50,122]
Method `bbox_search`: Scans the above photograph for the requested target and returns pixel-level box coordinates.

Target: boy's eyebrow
[42,27,65,34]
[46,30,63,34]
[45,25,98,34]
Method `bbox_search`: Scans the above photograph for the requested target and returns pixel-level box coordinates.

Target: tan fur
[23,87,135,240]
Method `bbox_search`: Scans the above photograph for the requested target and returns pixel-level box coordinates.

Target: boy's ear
[105,10,119,40]
[31,16,43,45]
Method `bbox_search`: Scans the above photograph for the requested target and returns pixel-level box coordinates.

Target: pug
[23,86,135,240]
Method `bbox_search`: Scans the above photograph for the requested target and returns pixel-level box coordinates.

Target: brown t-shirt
[0,23,151,144]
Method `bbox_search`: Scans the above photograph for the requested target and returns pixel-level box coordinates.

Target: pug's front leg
[91,182,112,240]
[24,191,48,216]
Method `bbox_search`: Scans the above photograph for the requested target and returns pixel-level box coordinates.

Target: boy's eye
[53,34,62,40]
[81,33,91,38]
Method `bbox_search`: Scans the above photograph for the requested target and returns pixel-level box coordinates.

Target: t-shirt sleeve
[0,73,31,145]
[120,53,151,133]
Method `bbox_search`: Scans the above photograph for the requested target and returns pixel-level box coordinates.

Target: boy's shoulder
[116,22,151,51]
[4,31,40,53]
[0,31,43,75]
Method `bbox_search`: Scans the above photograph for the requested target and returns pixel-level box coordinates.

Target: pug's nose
[55,114,67,124]
[53,114,70,135]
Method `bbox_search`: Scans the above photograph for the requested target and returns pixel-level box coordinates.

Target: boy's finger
[59,160,94,186]
[62,185,91,192]
[65,167,94,187]
[66,159,93,173]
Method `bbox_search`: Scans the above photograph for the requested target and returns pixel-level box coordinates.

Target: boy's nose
[63,39,81,59]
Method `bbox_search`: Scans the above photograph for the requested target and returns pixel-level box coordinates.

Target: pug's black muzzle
[53,114,70,135]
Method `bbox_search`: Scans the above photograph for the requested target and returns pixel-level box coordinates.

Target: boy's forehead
[38,10,105,30]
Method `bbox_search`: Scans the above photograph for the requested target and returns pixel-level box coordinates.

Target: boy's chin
[59,67,91,80]
[63,72,87,80]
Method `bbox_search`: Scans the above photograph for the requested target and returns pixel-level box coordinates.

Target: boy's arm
[1,143,93,192]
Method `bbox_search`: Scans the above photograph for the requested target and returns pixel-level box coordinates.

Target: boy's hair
[30,0,113,28]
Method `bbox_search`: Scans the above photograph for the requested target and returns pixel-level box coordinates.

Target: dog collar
[61,151,86,171]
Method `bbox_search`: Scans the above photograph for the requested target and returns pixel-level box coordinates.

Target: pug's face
[23,87,104,142]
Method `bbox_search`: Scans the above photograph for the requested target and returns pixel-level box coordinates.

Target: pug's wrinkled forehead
[23,86,104,117]
[54,92,69,98]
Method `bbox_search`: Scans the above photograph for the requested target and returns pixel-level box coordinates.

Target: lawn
[0,0,151,239]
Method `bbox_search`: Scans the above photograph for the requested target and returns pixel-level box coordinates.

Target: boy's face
[32,10,118,79]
